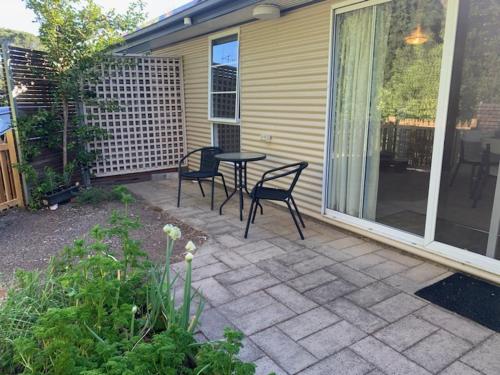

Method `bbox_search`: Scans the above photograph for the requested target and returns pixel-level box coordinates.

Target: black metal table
[215,152,266,221]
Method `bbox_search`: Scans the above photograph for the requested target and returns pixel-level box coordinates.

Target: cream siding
[150,1,500,282]
[240,2,332,214]
[154,1,334,216]
[153,36,210,170]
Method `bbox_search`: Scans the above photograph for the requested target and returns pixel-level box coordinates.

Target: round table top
[215,152,267,162]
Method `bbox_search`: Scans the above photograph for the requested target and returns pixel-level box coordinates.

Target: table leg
[219,163,238,216]
[242,160,263,215]
[238,161,244,221]
[244,161,250,194]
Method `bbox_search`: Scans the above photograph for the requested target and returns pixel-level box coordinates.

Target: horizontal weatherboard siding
[153,0,334,216]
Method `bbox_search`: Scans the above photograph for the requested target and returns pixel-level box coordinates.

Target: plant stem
[181,258,192,330]
[62,98,69,168]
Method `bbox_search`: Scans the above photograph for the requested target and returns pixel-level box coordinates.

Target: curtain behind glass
[329,8,374,216]
[363,4,392,219]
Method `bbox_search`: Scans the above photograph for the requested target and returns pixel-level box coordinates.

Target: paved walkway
[127,179,499,375]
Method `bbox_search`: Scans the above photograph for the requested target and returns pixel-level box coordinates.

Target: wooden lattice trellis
[84,56,186,177]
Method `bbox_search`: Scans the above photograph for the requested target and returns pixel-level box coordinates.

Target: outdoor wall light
[252,4,281,20]
[184,17,192,26]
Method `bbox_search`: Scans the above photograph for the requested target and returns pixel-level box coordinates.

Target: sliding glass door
[435,0,500,260]
[326,0,447,237]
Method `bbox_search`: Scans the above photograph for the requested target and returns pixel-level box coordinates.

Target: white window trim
[208,27,241,124]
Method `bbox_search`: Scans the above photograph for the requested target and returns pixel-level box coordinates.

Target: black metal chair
[245,162,308,240]
[177,147,228,210]
[449,137,483,195]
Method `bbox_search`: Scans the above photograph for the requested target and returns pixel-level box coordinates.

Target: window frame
[321,0,500,275]
[208,28,240,124]
[211,122,241,153]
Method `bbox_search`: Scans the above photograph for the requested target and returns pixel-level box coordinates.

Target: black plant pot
[43,185,80,207]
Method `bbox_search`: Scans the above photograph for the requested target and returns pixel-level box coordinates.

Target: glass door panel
[327,0,447,236]
[435,0,500,259]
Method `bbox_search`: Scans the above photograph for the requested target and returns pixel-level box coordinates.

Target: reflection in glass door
[327,0,447,236]
[435,0,500,260]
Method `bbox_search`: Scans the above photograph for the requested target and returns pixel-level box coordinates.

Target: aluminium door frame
[322,0,421,247]
[320,0,497,271]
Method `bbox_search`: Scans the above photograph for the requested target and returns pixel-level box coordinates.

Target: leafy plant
[23,0,145,169]
[0,189,254,374]
[195,329,256,375]
[74,185,125,205]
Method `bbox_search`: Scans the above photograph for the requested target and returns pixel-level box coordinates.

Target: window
[209,32,239,122]
[213,123,240,152]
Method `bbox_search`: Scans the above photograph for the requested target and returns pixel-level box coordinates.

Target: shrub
[0,191,256,374]
[74,185,128,205]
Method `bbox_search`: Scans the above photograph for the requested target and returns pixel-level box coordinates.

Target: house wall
[153,0,333,216]
[152,1,500,282]
[153,37,210,169]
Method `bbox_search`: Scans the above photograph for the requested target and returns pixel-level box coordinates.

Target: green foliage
[457,0,500,121]
[0,28,43,50]
[16,110,62,161]
[23,0,146,168]
[74,186,127,205]
[14,107,107,209]
[0,190,254,375]
[379,44,443,121]
[195,329,256,375]
[377,0,445,122]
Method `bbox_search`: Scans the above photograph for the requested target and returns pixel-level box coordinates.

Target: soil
[0,196,207,286]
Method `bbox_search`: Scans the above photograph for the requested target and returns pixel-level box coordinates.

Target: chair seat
[180,170,220,179]
[251,186,289,201]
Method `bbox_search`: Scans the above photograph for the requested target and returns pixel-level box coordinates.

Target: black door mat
[415,272,500,332]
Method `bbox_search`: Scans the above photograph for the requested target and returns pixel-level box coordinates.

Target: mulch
[0,196,207,287]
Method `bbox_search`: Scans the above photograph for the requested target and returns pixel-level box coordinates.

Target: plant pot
[43,185,79,206]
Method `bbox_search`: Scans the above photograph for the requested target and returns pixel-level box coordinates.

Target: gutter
[116,0,262,53]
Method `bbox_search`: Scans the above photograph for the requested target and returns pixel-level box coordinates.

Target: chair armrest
[256,162,307,188]
[178,147,205,168]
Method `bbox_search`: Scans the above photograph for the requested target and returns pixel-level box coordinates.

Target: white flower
[163,224,181,240]
[185,240,196,253]
[131,305,138,314]
[185,252,193,262]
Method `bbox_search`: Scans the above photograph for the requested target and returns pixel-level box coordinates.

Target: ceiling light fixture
[252,4,280,20]
[404,24,429,45]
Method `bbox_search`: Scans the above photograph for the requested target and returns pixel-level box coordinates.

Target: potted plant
[41,163,79,208]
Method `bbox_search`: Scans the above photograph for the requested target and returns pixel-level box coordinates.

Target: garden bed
[0,195,207,284]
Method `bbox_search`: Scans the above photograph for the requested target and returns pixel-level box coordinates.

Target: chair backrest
[260,162,308,194]
[199,147,223,174]
[287,162,308,194]
[462,139,483,162]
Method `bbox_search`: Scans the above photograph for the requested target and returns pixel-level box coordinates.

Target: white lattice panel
[84,56,186,177]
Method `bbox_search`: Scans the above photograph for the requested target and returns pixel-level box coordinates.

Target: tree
[457,0,500,121]
[0,28,43,50]
[377,0,445,121]
[0,29,43,105]
[23,0,145,168]
[379,44,443,121]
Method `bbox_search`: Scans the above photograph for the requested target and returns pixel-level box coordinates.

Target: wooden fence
[381,123,435,170]
[1,44,73,177]
[0,130,23,210]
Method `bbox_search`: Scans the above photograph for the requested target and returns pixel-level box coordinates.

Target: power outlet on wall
[260,134,272,142]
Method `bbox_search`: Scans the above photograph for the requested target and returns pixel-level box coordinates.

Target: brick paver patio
[127,178,499,375]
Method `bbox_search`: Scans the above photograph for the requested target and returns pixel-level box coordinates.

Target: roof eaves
[123,0,222,44]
